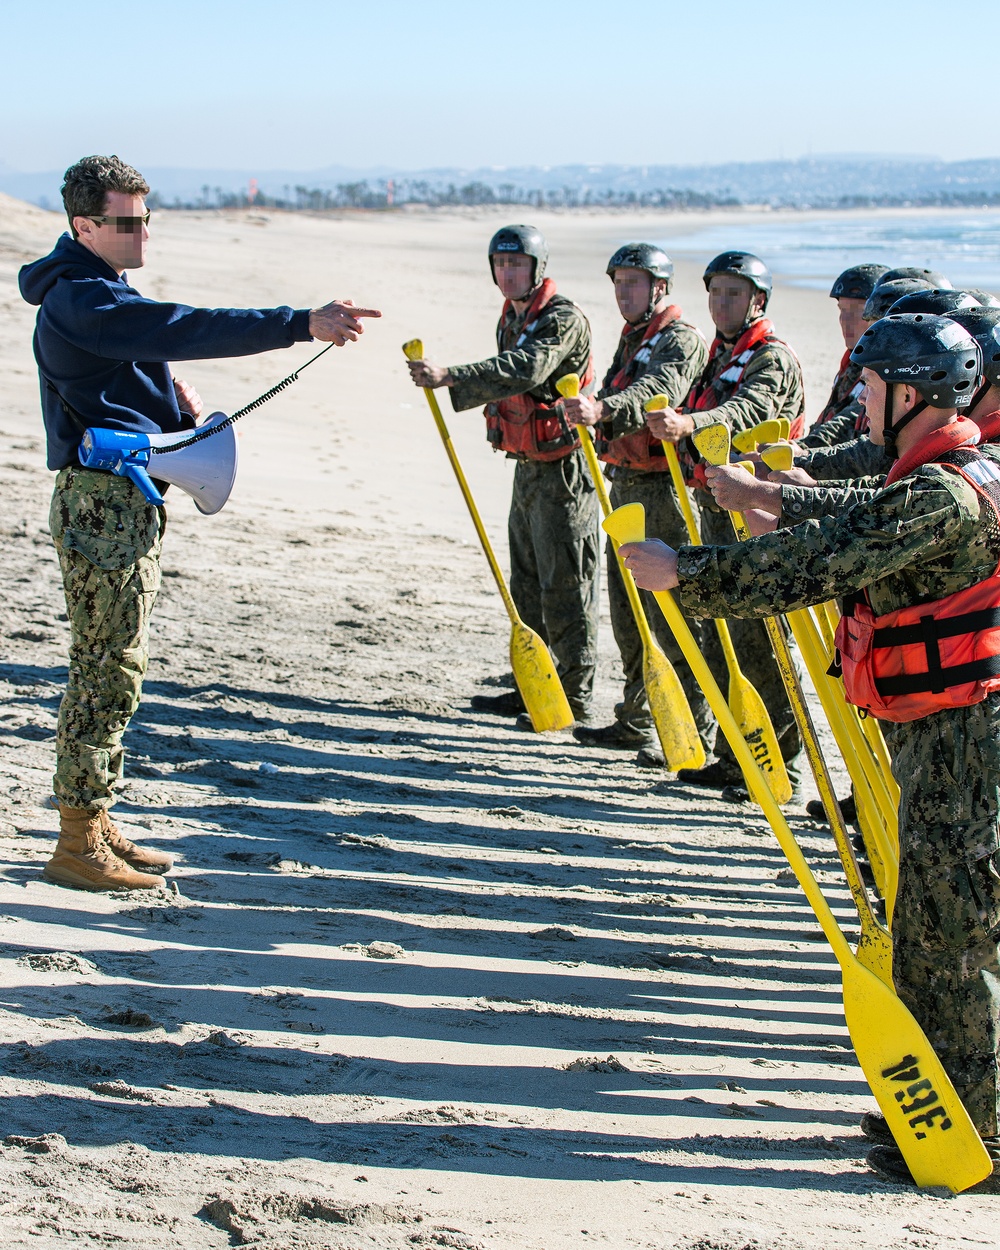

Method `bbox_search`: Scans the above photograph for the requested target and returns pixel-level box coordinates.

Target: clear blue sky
[3,0,998,173]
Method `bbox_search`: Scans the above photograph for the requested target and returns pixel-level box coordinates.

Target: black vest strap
[875,653,1000,697]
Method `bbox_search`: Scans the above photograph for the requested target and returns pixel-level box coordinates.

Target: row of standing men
[405,230,955,797]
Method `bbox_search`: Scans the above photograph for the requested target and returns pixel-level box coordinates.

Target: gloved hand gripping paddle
[603,499,991,1193]
[77,343,335,506]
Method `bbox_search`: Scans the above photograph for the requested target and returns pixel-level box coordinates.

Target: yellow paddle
[554,374,704,771]
[761,443,795,473]
[403,339,573,732]
[604,500,991,1192]
[695,423,895,966]
[732,417,790,454]
[790,606,899,930]
[643,394,791,802]
[754,444,901,890]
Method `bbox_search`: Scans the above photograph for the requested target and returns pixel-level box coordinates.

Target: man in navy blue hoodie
[19,154,381,893]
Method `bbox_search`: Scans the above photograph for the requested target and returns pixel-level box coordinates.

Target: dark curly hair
[61,155,150,238]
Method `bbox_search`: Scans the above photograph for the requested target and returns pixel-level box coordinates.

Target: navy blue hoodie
[19,233,313,470]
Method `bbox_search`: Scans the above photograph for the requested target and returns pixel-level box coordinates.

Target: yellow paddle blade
[732,419,785,453]
[692,422,732,465]
[563,379,702,764]
[777,418,791,439]
[762,443,794,472]
[644,393,670,412]
[604,499,992,1193]
[511,620,574,732]
[402,338,424,361]
[642,646,706,771]
[844,975,992,1191]
[726,659,793,803]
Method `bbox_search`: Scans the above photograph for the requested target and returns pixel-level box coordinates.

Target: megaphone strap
[150,342,335,455]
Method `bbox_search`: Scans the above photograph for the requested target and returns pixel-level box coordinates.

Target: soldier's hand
[172,376,203,418]
[646,405,695,443]
[619,539,679,591]
[705,464,783,515]
[744,508,780,536]
[309,299,382,345]
[407,359,453,388]
[562,394,604,427]
[767,466,817,487]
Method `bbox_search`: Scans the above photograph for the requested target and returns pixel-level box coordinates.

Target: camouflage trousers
[885,694,1000,1137]
[508,450,600,714]
[605,467,713,748]
[49,467,164,811]
[698,501,802,779]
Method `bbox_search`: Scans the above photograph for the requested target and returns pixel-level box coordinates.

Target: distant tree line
[144,181,1000,213]
[145,180,741,212]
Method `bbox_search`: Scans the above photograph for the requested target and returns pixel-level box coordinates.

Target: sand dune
[1,202,996,1247]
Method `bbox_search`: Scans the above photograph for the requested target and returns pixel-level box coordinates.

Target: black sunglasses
[87,212,151,233]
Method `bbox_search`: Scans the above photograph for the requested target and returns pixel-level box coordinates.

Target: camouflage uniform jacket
[780,477,883,523]
[448,292,591,413]
[675,444,1000,625]
[801,433,890,482]
[800,357,865,449]
[596,315,708,439]
[683,330,805,438]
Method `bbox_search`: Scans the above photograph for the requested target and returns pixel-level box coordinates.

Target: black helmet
[851,314,981,455]
[606,243,674,286]
[703,251,772,305]
[877,266,952,288]
[887,289,981,317]
[829,263,890,301]
[965,289,1000,309]
[863,277,935,322]
[946,307,1000,389]
[607,243,674,319]
[488,223,548,287]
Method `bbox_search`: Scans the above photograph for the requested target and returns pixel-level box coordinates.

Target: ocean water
[656,209,1000,292]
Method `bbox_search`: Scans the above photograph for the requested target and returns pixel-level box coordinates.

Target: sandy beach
[2,196,998,1247]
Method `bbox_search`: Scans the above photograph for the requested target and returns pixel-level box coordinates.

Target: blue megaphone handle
[123,462,166,507]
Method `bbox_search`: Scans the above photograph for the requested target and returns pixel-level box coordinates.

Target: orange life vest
[976,407,1000,442]
[484,279,593,462]
[595,305,687,472]
[835,421,1000,722]
[686,317,806,438]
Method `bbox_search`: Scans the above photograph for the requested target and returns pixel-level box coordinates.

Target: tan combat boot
[44,807,165,891]
[100,810,174,874]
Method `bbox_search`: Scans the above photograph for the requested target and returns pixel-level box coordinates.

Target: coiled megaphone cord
[150,342,335,455]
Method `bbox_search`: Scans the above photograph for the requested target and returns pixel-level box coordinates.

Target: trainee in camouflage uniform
[564,244,711,764]
[782,307,1000,527]
[622,314,1000,1185]
[409,225,597,720]
[799,264,888,451]
[797,287,983,488]
[19,154,377,892]
[648,251,805,791]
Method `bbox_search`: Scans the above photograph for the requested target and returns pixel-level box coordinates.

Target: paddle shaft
[416,383,520,625]
[663,439,748,679]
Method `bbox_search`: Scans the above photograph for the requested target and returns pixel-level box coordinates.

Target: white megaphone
[79,411,239,515]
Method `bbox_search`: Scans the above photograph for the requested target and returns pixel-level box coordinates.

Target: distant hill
[5,156,1000,211]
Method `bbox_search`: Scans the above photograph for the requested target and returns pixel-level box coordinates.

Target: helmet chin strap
[970,379,992,413]
[882,383,927,461]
